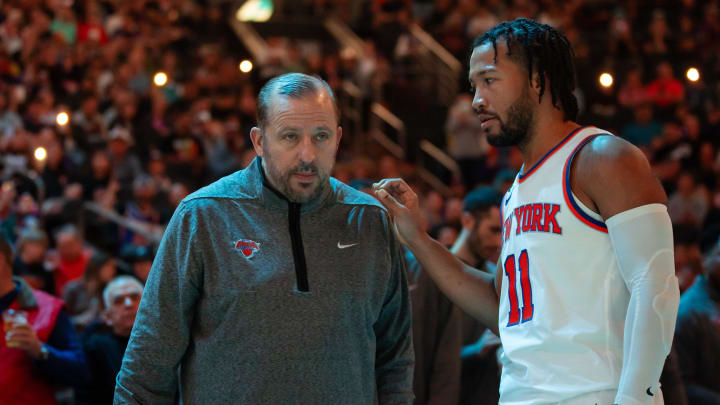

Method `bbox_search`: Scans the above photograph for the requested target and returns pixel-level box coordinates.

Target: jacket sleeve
[35,310,89,386]
[374,212,415,405]
[114,202,204,405]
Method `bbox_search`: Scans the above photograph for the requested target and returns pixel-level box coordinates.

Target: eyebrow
[469,68,497,84]
[278,126,332,133]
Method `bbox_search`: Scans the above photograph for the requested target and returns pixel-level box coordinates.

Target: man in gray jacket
[114,73,414,404]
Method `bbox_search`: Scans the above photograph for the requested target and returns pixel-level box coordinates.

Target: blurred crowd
[0,0,719,404]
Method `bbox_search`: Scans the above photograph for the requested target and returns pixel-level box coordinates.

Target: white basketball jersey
[498,126,630,404]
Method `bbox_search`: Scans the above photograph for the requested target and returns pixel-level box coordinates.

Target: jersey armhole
[562,134,610,233]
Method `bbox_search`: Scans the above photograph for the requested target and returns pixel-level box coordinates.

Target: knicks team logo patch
[235,239,261,259]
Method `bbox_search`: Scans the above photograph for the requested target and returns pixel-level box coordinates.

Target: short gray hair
[256,73,340,130]
[103,275,143,308]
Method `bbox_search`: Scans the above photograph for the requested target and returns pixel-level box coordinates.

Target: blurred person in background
[12,227,54,295]
[77,276,143,405]
[405,244,462,405]
[446,94,491,190]
[52,224,91,297]
[674,248,720,404]
[449,187,503,405]
[0,235,88,405]
[62,251,117,331]
[674,224,704,294]
[621,103,663,149]
[645,61,684,117]
[668,171,709,227]
[120,245,154,284]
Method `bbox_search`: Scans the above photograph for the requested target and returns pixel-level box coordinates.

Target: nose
[298,135,316,163]
[471,90,487,112]
[123,296,133,307]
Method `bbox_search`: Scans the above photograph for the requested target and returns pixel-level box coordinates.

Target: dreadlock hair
[472,18,579,121]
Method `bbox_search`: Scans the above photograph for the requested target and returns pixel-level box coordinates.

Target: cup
[3,309,28,348]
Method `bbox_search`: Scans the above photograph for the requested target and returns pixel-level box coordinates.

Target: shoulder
[183,170,254,202]
[573,133,667,219]
[575,133,649,176]
[33,288,65,307]
[331,178,386,210]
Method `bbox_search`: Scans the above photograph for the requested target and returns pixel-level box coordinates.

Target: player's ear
[461,212,476,231]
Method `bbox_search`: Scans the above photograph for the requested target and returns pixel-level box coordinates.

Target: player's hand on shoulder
[372,178,425,245]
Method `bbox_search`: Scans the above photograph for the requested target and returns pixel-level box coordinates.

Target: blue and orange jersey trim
[562,133,609,233]
[518,125,588,183]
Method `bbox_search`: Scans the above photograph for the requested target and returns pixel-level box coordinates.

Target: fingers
[372,178,410,195]
[372,178,417,208]
[374,187,405,215]
[6,326,41,356]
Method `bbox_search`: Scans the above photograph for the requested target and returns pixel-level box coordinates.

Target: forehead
[469,41,522,81]
[268,91,337,127]
[108,282,142,300]
[478,206,501,223]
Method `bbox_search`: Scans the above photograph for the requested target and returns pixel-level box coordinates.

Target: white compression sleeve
[606,203,680,405]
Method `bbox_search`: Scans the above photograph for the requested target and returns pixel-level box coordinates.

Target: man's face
[57,233,82,261]
[106,281,142,337]
[252,91,341,203]
[469,42,536,148]
[20,241,46,264]
[468,206,503,263]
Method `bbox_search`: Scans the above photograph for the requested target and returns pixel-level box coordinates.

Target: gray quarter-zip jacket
[114,157,414,404]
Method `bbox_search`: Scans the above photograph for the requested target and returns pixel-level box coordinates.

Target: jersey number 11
[504,250,534,326]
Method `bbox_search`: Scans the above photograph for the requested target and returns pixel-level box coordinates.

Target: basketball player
[374,18,679,405]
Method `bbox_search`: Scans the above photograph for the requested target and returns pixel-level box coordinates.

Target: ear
[101,309,112,326]
[335,126,343,149]
[461,212,475,231]
[250,127,264,157]
[528,71,540,96]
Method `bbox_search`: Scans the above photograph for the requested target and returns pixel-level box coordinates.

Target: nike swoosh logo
[337,242,358,249]
[647,387,654,396]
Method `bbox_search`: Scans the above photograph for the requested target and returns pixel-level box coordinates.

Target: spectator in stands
[52,224,91,296]
[645,61,684,115]
[62,251,117,330]
[446,94,490,190]
[621,103,663,149]
[618,68,649,111]
[674,250,720,403]
[12,227,54,295]
[405,245,462,405]
[121,174,161,248]
[668,171,709,227]
[674,224,704,293]
[77,275,143,405]
[447,187,503,405]
[0,235,88,404]
[120,245,154,284]
[107,126,142,189]
[81,148,113,201]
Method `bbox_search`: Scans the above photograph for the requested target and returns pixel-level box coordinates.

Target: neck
[450,229,480,268]
[520,114,580,173]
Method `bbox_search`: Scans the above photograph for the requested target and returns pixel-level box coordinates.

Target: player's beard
[262,147,332,204]
[486,88,535,149]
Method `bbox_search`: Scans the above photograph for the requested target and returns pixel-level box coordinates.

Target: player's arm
[574,135,680,405]
[373,179,500,335]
